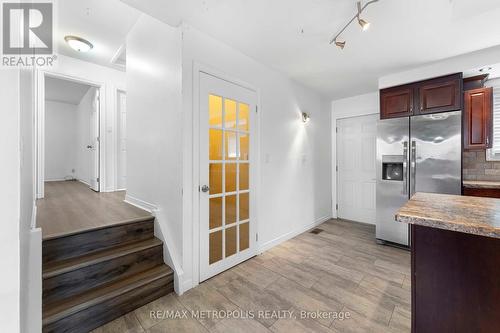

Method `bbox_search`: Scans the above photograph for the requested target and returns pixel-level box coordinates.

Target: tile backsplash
[463,150,500,181]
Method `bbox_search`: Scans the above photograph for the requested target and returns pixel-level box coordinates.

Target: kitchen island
[396,193,500,333]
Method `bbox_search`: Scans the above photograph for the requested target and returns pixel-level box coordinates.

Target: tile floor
[92,219,411,333]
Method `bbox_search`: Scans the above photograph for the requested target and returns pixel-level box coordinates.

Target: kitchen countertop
[396,192,500,239]
[463,180,500,189]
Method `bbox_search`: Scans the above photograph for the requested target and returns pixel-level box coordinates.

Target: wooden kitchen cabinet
[380,73,463,119]
[463,187,500,198]
[417,73,463,114]
[463,87,493,150]
[380,84,414,119]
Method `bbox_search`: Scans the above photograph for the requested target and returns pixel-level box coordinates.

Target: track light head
[358,18,370,31]
[334,39,346,49]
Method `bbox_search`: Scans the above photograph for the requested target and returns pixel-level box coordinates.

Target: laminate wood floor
[37,181,151,240]
[92,219,411,333]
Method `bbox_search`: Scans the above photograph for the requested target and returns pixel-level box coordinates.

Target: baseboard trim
[77,179,90,187]
[30,201,37,230]
[258,215,332,254]
[124,194,158,213]
[179,278,192,296]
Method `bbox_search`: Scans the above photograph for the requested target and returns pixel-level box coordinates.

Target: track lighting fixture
[330,0,378,49]
[358,18,370,31]
[334,39,346,49]
[356,1,371,31]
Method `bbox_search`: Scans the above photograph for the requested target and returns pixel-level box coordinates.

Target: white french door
[199,72,257,282]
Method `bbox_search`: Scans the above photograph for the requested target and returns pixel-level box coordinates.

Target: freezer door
[376,117,410,246]
[410,111,462,196]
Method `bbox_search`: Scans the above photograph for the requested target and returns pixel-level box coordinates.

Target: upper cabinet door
[417,73,463,114]
[380,85,414,119]
[464,87,493,150]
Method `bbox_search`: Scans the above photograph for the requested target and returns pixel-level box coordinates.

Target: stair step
[43,238,164,306]
[43,265,174,333]
[43,216,155,264]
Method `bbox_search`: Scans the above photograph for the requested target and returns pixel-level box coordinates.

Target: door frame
[331,102,379,219]
[35,70,105,198]
[114,88,127,191]
[192,62,261,286]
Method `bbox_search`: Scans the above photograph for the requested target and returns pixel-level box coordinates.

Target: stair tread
[42,215,155,241]
[43,265,173,325]
[43,237,162,279]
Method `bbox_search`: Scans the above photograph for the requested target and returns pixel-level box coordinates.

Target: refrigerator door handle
[402,141,408,195]
[411,141,416,196]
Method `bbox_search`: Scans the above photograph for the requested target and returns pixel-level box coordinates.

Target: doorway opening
[43,76,100,191]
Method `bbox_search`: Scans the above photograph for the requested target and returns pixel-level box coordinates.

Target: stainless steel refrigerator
[376,111,462,246]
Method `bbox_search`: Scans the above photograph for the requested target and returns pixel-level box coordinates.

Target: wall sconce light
[302,112,310,123]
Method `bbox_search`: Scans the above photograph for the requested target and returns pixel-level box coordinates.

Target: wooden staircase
[42,216,174,333]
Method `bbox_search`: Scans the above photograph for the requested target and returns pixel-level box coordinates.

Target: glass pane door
[199,72,257,282]
[208,94,251,265]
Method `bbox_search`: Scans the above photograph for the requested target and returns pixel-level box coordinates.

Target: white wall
[126,14,184,290]
[45,101,78,181]
[379,44,500,88]
[0,69,21,333]
[331,92,379,219]
[19,68,42,333]
[125,17,331,293]
[182,25,332,291]
[42,55,126,192]
[75,88,96,185]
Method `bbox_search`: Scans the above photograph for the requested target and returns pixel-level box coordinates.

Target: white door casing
[337,114,377,224]
[117,91,127,190]
[89,88,100,191]
[199,72,258,282]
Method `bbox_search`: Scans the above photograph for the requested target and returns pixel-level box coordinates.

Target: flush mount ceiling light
[64,35,93,52]
[330,0,379,49]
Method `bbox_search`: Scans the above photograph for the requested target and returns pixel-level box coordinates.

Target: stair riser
[43,219,154,264]
[43,245,164,306]
[43,277,173,333]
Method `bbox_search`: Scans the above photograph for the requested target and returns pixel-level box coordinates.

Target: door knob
[86,145,93,149]
[201,185,210,193]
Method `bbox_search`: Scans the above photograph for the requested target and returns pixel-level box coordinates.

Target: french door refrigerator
[376,111,462,246]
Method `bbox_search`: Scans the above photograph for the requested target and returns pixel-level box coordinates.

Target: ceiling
[56,0,140,71]
[464,63,500,81]
[45,77,92,105]
[121,0,500,99]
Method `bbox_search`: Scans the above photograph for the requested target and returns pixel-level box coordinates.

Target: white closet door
[337,114,377,224]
